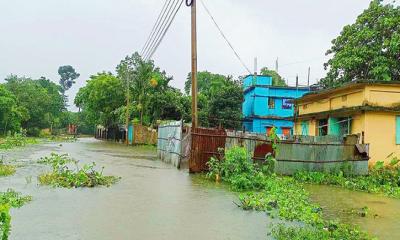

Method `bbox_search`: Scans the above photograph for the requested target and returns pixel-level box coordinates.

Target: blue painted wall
[242,75,310,134]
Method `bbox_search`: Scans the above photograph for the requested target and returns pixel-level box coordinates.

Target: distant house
[242,75,310,137]
[293,80,400,164]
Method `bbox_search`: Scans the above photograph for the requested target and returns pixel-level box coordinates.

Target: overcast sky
[0,0,384,110]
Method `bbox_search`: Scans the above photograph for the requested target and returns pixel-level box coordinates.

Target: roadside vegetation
[38,153,120,188]
[294,156,400,199]
[206,143,372,240]
[0,189,32,240]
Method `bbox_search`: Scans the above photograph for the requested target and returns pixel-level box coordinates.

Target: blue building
[242,75,310,136]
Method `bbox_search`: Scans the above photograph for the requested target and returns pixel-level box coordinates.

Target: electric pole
[191,0,198,129]
[307,66,311,87]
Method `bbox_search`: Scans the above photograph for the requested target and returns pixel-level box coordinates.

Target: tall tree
[4,75,64,135]
[58,65,80,107]
[116,52,172,125]
[184,71,243,129]
[260,67,287,86]
[0,84,25,134]
[74,73,125,127]
[322,0,400,87]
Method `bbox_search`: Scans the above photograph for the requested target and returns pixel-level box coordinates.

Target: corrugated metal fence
[189,128,369,175]
[157,121,191,169]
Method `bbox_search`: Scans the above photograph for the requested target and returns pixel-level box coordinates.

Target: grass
[38,153,120,188]
[206,146,373,240]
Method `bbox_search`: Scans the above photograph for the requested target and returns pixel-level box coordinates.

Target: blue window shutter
[396,116,400,144]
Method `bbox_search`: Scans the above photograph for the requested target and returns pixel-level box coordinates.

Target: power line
[146,0,184,60]
[140,0,170,56]
[199,0,252,74]
[142,0,177,59]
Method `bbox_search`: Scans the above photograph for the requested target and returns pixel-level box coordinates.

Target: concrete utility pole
[191,0,198,129]
[307,67,311,87]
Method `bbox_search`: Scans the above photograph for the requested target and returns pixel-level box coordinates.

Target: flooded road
[307,184,400,240]
[0,138,271,240]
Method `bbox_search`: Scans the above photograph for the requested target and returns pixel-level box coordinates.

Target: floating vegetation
[0,189,32,208]
[38,153,120,188]
[206,146,373,240]
[0,134,38,150]
[0,189,32,240]
[0,165,16,177]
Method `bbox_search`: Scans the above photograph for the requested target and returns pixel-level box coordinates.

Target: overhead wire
[142,0,177,60]
[140,0,170,56]
[199,0,252,74]
[146,0,184,60]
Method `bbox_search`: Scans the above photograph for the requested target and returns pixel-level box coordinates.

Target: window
[342,95,347,101]
[282,98,293,109]
[396,116,400,144]
[303,104,308,110]
[318,119,328,136]
[281,127,292,137]
[268,98,275,109]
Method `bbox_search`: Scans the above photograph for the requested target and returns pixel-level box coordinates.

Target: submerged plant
[38,153,120,188]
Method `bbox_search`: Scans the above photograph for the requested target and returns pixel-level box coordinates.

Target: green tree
[260,67,286,86]
[322,0,400,87]
[74,73,125,128]
[58,65,80,107]
[0,85,25,134]
[184,71,228,95]
[184,71,243,129]
[5,75,64,135]
[209,80,243,129]
[116,52,174,125]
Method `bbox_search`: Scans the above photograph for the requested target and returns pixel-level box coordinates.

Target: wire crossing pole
[190,0,198,129]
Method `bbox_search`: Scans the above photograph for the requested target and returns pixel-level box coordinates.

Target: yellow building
[294,81,400,165]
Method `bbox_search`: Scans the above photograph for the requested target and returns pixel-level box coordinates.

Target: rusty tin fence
[189,128,369,175]
[157,121,191,169]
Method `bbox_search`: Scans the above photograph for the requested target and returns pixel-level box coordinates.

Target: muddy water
[306,184,400,240]
[0,138,272,240]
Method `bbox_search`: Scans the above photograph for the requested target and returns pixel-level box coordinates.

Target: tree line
[74,53,249,131]
[0,66,80,136]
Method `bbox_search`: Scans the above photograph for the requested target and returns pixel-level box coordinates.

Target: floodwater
[0,138,273,240]
[306,184,400,240]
